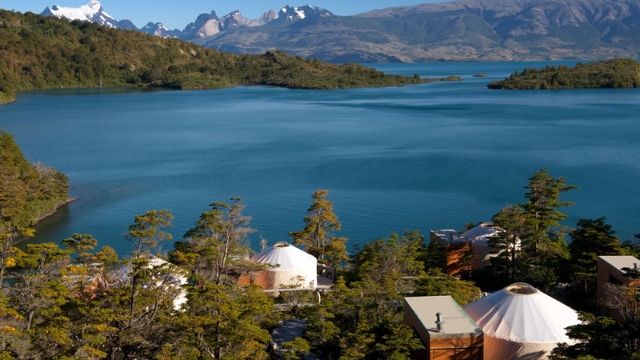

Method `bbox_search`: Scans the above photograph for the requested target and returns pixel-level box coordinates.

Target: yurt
[250,242,317,291]
[462,223,503,269]
[463,283,580,360]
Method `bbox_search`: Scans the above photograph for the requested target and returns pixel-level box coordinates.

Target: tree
[176,282,273,359]
[351,231,427,294]
[414,268,482,306]
[484,169,576,290]
[488,204,529,286]
[124,209,173,259]
[281,337,311,360]
[523,168,577,255]
[179,198,256,285]
[289,190,348,268]
[551,312,640,360]
[0,130,69,285]
[122,210,173,326]
[0,131,37,285]
[568,218,622,311]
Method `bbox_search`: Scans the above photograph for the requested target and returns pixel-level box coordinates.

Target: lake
[1,61,639,256]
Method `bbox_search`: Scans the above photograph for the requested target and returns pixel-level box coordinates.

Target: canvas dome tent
[250,242,317,291]
[462,223,503,269]
[463,283,580,360]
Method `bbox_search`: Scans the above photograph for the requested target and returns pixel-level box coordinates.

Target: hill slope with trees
[0,10,450,105]
[0,130,70,283]
[488,58,640,89]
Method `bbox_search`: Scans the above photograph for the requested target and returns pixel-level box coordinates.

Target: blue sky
[1,0,440,29]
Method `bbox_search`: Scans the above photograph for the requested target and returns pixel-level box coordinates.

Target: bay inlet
[1,61,639,255]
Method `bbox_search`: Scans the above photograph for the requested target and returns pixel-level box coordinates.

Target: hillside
[0,130,70,237]
[0,10,443,104]
[488,58,640,89]
[196,0,640,62]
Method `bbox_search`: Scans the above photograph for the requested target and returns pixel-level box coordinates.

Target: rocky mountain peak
[42,0,117,28]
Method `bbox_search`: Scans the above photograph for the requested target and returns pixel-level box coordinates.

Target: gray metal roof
[405,296,482,339]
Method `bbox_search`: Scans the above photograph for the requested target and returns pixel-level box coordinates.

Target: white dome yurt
[462,223,503,269]
[463,283,580,360]
[250,242,317,291]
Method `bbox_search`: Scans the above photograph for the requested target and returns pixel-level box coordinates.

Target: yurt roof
[250,242,317,270]
[463,283,580,343]
[462,223,502,243]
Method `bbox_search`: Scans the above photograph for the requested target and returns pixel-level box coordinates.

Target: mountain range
[39,0,640,62]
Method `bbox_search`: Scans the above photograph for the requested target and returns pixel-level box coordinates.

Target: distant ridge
[198,0,640,62]
[35,0,640,62]
[38,1,331,40]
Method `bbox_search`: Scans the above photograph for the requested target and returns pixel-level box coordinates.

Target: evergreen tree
[485,169,575,290]
[568,217,622,311]
[489,204,529,286]
[178,198,256,285]
[523,168,577,256]
[289,190,348,268]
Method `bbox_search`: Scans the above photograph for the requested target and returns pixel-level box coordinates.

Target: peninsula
[0,10,458,105]
[488,58,640,90]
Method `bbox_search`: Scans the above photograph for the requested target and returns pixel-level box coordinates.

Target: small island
[488,58,640,90]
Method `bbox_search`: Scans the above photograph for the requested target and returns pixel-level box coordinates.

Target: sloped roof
[599,255,640,274]
[462,223,502,243]
[463,283,580,343]
[250,242,317,270]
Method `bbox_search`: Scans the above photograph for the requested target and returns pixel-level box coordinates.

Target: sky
[0,0,440,29]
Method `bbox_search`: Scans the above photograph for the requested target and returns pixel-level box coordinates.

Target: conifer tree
[289,190,348,268]
[180,198,256,284]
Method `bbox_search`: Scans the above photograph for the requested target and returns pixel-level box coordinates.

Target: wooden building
[430,224,503,276]
[597,255,640,323]
[429,229,473,276]
[404,296,483,360]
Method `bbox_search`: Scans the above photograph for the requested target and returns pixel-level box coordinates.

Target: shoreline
[32,197,78,226]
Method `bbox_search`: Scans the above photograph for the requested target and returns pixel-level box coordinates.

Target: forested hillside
[0,130,69,282]
[0,10,446,105]
[488,58,640,89]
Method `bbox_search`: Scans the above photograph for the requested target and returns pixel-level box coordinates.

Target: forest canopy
[488,58,640,90]
[0,10,459,104]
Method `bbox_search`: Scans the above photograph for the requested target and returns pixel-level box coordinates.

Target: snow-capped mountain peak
[140,22,181,38]
[42,0,118,28]
[278,5,333,21]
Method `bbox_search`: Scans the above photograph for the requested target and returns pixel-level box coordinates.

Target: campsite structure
[463,283,580,359]
[404,295,483,359]
[430,223,503,275]
[597,255,640,323]
[250,242,319,293]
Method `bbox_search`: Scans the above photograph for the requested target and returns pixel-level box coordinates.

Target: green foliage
[281,337,311,360]
[567,218,623,312]
[176,198,256,285]
[414,268,482,306]
[0,130,69,284]
[551,313,640,360]
[124,209,173,258]
[177,282,273,359]
[0,10,445,99]
[351,230,427,294]
[482,168,575,291]
[289,190,348,268]
[489,59,640,90]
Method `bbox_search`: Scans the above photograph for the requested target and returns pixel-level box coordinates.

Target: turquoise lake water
[1,61,639,255]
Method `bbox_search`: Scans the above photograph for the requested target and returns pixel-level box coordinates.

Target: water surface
[1,62,638,255]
